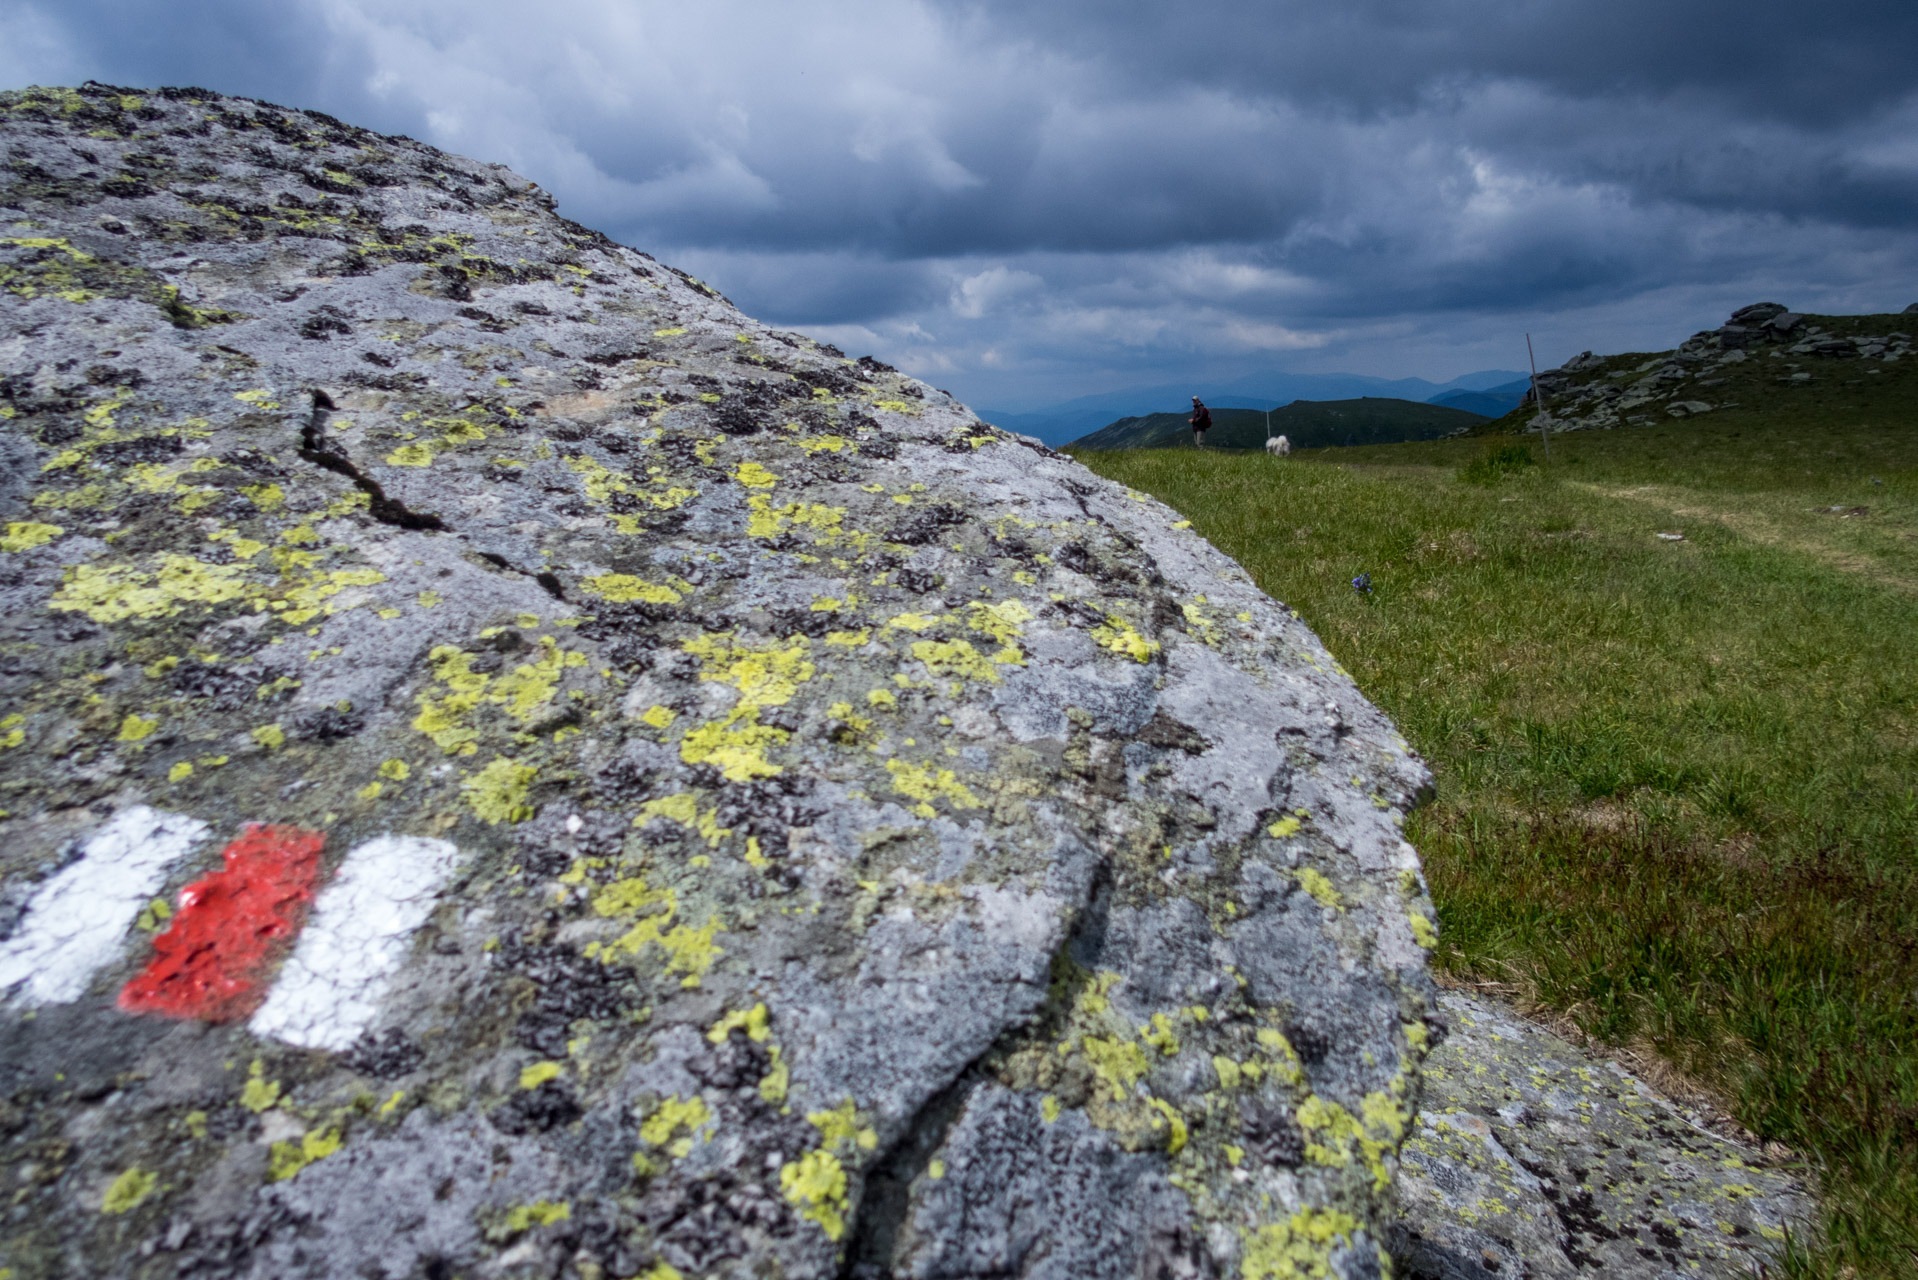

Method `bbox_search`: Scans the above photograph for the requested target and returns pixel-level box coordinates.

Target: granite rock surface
[0,84,1439,1279]
[1396,993,1813,1280]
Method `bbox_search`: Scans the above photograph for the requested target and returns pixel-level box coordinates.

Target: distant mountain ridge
[1427,379,1531,418]
[1069,397,1491,451]
[980,367,1525,445]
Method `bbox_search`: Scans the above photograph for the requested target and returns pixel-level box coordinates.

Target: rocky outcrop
[1396,993,1812,1280]
[1498,304,1913,435]
[0,85,1440,1278]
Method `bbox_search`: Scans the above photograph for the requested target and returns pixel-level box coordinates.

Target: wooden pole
[1526,333,1551,462]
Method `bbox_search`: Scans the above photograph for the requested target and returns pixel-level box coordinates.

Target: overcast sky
[4,1,1915,409]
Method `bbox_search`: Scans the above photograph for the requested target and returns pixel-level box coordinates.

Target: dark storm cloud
[953,0,1918,128]
[3,0,1914,407]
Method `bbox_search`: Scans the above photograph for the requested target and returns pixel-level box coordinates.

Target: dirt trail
[1575,482,1918,596]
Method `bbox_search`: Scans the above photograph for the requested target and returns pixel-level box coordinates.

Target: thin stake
[1526,333,1551,462]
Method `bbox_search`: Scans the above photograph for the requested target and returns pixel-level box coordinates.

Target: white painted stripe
[0,806,210,1006]
[248,834,464,1051]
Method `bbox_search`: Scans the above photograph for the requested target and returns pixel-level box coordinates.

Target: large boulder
[1727,302,1788,326]
[0,85,1438,1278]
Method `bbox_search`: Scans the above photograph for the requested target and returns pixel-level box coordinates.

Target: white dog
[1265,435,1291,458]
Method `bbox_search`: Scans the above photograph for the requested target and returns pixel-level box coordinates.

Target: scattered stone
[1503,299,1907,435]
[1667,401,1713,418]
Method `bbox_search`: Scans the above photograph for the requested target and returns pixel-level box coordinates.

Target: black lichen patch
[884,502,967,546]
[342,1028,425,1079]
[292,705,364,743]
[297,305,353,340]
[499,935,641,1058]
[489,1080,583,1134]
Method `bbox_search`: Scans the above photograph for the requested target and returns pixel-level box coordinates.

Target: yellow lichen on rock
[639,1095,712,1159]
[910,638,1009,683]
[885,758,983,817]
[268,1127,342,1182]
[1296,1091,1404,1190]
[500,1201,571,1232]
[0,521,62,552]
[807,1098,878,1153]
[707,1003,772,1043]
[1409,911,1438,948]
[589,872,724,986]
[240,1060,281,1113]
[100,1167,157,1214]
[519,1061,563,1089]
[462,756,537,824]
[779,1150,850,1241]
[565,454,697,529]
[1082,1035,1150,1100]
[678,716,789,782]
[1091,615,1160,663]
[581,573,681,604]
[1239,1208,1362,1280]
[51,555,249,623]
[413,638,586,755]
[675,632,814,780]
[745,496,850,543]
[1295,868,1342,910]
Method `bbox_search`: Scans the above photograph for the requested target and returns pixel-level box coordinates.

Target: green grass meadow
[1076,399,1918,1275]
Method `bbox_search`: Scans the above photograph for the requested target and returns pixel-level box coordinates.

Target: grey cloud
[4,0,1915,408]
[947,0,1918,129]
[652,248,946,327]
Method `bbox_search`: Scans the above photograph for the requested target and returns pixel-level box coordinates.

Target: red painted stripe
[118,825,326,1022]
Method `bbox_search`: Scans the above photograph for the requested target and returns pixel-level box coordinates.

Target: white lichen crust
[0,84,1439,1279]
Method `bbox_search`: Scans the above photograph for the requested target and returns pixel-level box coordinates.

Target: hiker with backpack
[1190,396,1212,447]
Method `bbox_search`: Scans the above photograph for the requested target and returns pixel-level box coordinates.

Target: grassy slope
[1071,397,1485,451]
[1075,356,1918,1276]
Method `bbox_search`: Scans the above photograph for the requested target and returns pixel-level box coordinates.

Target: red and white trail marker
[119,824,327,1022]
[1,807,465,1056]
